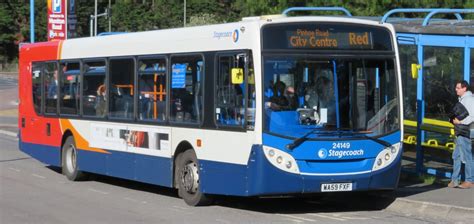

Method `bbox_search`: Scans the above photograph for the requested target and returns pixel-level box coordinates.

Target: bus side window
[109,58,135,119]
[59,61,80,115]
[247,57,255,130]
[82,61,106,117]
[138,58,167,122]
[44,62,59,114]
[215,52,255,129]
[215,54,245,127]
[170,55,203,124]
[32,63,44,115]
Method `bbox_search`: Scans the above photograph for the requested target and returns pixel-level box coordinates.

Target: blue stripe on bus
[78,150,173,187]
[20,139,401,196]
[134,153,172,187]
[77,149,106,174]
[19,141,61,167]
[20,140,173,188]
[262,131,401,173]
[200,143,401,196]
[200,159,248,195]
[247,144,400,195]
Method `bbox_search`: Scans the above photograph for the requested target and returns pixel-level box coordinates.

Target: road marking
[168,208,182,213]
[308,213,346,221]
[277,214,316,222]
[0,124,18,127]
[8,167,20,172]
[88,188,109,195]
[340,216,369,220]
[0,130,17,138]
[282,218,303,223]
[124,197,139,203]
[215,219,231,224]
[32,174,46,179]
[172,205,189,210]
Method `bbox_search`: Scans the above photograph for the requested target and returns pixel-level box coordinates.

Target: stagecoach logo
[317,148,328,159]
[232,29,239,43]
[318,148,365,159]
[213,29,240,43]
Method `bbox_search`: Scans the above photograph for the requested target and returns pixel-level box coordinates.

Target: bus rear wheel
[176,150,211,206]
[62,135,87,181]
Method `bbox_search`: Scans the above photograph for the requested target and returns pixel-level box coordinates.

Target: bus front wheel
[62,135,87,181]
[176,150,211,206]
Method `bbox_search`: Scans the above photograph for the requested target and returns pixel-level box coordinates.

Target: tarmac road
[0,133,446,224]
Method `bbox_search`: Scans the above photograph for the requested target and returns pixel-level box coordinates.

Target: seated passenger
[305,76,336,124]
[138,76,153,119]
[285,86,299,110]
[267,81,289,110]
[305,76,334,109]
[95,83,106,117]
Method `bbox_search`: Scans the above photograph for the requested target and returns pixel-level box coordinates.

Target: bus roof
[22,15,395,60]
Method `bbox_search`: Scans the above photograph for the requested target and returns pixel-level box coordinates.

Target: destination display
[262,23,393,51]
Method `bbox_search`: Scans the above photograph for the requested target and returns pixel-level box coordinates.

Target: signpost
[47,0,76,41]
[47,0,67,41]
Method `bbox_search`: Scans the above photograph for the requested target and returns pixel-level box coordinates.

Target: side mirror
[411,63,421,79]
[231,68,244,84]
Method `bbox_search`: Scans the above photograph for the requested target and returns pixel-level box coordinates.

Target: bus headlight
[372,143,401,172]
[263,146,300,174]
[268,149,275,157]
[285,160,292,169]
[276,156,283,164]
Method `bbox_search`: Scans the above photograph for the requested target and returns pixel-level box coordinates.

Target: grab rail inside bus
[282,7,352,17]
[422,9,474,26]
[380,8,457,23]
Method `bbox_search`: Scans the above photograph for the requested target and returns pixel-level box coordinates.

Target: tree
[188,13,220,27]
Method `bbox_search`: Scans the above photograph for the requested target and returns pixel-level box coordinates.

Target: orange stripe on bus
[60,119,110,154]
[57,40,63,60]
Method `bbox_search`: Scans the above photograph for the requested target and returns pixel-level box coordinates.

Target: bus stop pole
[416,40,424,174]
[94,0,98,36]
[30,0,34,43]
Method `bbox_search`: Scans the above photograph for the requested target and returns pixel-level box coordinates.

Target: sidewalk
[383,172,474,222]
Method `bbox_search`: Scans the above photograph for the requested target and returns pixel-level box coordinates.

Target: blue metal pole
[415,36,424,173]
[282,7,352,17]
[30,0,34,43]
[464,43,470,83]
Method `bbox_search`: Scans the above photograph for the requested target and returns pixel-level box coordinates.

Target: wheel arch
[60,129,74,166]
[172,140,195,188]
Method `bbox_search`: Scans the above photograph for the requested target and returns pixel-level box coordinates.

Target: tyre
[62,135,87,181]
[176,150,212,206]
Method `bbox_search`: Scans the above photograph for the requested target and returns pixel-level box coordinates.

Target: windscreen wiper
[330,129,393,148]
[285,129,392,150]
[285,129,317,150]
[358,134,392,148]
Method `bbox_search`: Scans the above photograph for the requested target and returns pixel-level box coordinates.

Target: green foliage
[188,13,220,27]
